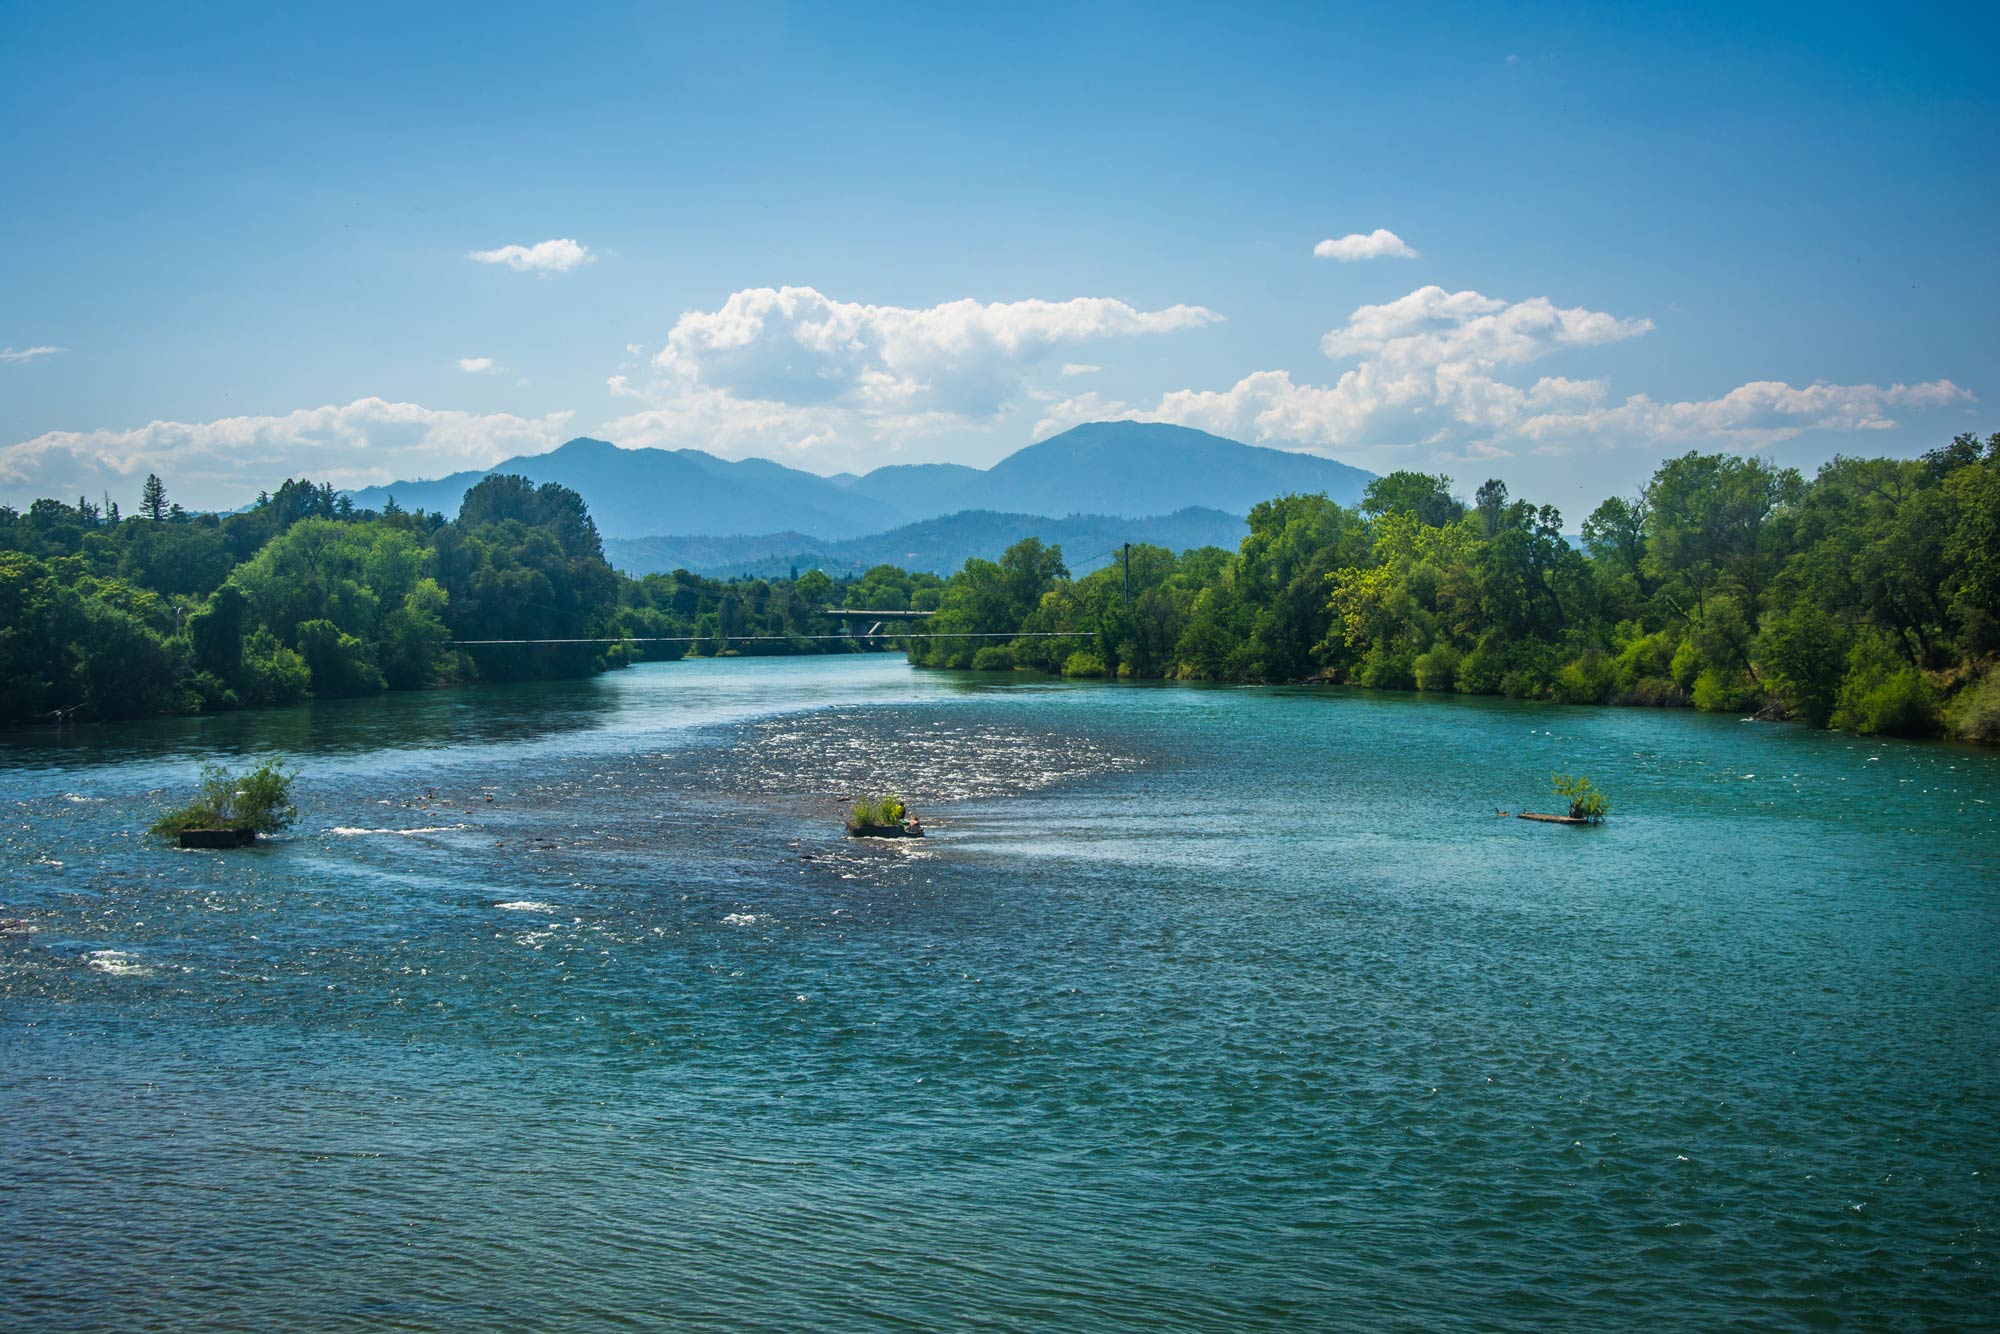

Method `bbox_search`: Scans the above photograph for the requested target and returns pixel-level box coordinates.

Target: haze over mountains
[345,421,1373,576]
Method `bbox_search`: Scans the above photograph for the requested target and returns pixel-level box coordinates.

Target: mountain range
[604,506,1252,580]
[344,420,1373,576]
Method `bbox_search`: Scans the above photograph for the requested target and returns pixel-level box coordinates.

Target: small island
[1517,772,1610,826]
[846,794,923,838]
[150,758,297,848]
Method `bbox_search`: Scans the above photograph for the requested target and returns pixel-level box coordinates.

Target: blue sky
[2,1,1993,518]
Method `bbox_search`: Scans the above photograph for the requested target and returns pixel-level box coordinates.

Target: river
[3,655,1996,1330]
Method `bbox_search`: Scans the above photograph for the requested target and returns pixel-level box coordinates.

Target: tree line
[7,434,1996,743]
[0,472,938,724]
[908,434,2000,743]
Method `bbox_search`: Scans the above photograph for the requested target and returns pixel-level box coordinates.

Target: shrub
[848,795,907,828]
[239,629,312,706]
[1554,653,1616,705]
[296,618,384,697]
[1455,639,1506,695]
[1946,672,2000,743]
[1619,676,1689,708]
[1691,668,1758,713]
[150,757,298,836]
[1613,626,1675,690]
[1413,642,1461,692]
[970,646,1014,671]
[1360,644,1416,690]
[1833,630,1941,737]
[1550,772,1609,822]
[1061,650,1108,678]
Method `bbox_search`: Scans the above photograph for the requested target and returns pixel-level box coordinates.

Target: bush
[1613,626,1675,690]
[1455,639,1506,695]
[1691,668,1759,713]
[1619,676,1689,708]
[239,629,312,706]
[1551,772,1609,822]
[1359,644,1416,690]
[296,618,384,697]
[970,645,1014,671]
[847,794,907,828]
[1947,672,2000,742]
[1554,653,1615,705]
[150,757,298,836]
[1061,650,1108,678]
[1834,630,1941,737]
[1413,642,1461,692]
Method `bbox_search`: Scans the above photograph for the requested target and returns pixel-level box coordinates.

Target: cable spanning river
[3,655,1995,1330]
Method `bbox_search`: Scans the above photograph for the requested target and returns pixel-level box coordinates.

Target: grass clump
[847,794,908,830]
[150,757,298,836]
[1550,772,1609,823]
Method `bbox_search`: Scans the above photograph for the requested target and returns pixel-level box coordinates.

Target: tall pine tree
[140,473,168,521]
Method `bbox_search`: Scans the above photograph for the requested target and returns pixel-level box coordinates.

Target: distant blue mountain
[343,420,1374,542]
[345,436,900,540]
[604,506,1250,580]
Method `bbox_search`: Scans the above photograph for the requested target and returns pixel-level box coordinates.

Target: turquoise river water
[2,655,1996,1330]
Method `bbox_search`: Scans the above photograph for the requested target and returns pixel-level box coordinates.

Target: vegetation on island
[149,757,298,836]
[1550,773,1609,823]
[847,795,909,831]
[909,434,2000,744]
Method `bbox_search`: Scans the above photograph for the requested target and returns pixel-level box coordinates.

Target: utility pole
[1121,543,1131,607]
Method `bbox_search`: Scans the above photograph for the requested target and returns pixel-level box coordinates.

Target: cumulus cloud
[1313,229,1419,262]
[1,345,67,364]
[467,238,594,273]
[602,285,1219,466]
[457,356,496,374]
[1034,283,1972,460]
[646,285,1218,417]
[0,398,576,510]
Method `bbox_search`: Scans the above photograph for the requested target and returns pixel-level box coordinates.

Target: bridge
[823,606,931,638]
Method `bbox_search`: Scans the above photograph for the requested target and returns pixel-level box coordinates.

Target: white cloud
[467,238,594,274]
[601,285,1219,467]
[457,356,496,374]
[1060,363,1102,377]
[1035,283,1972,463]
[647,285,1218,417]
[1313,229,1419,262]
[1,345,67,364]
[0,398,576,510]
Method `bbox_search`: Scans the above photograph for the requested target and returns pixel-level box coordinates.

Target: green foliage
[1412,642,1461,692]
[7,435,2000,748]
[149,757,298,835]
[296,619,384,697]
[1946,671,2000,743]
[1833,630,1940,737]
[1550,772,1609,822]
[847,795,907,829]
[1061,650,1109,678]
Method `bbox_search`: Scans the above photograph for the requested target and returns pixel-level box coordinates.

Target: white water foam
[721,913,764,927]
[329,825,470,837]
[495,901,558,913]
[84,949,149,977]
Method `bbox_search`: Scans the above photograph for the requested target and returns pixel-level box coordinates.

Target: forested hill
[342,421,1376,541]
[605,506,1248,578]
